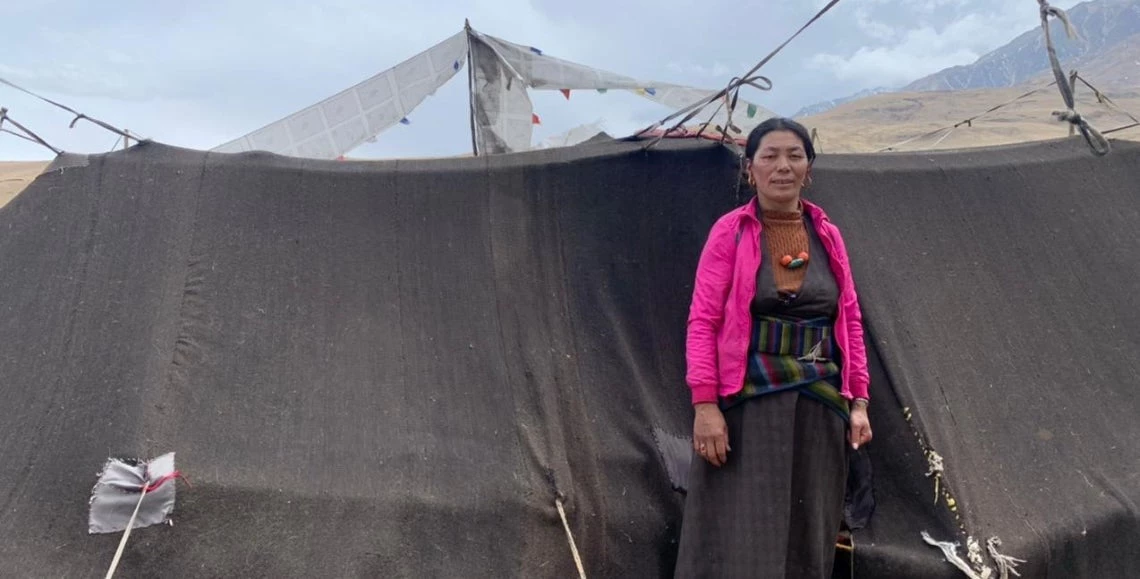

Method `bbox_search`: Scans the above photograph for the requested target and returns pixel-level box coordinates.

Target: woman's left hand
[848,407,872,450]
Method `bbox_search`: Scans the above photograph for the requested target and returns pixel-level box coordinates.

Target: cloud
[808,20,987,88]
[805,0,1084,91]
[900,0,972,14]
[809,45,978,88]
[854,6,899,42]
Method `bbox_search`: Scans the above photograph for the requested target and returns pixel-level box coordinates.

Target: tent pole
[465,19,479,157]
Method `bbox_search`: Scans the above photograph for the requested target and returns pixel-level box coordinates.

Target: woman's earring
[804,174,813,189]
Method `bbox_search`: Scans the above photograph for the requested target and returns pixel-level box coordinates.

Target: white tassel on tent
[967,536,994,579]
[926,449,945,503]
[987,537,1027,579]
[922,531,991,579]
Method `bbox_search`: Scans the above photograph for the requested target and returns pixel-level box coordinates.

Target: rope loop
[1038,0,1109,155]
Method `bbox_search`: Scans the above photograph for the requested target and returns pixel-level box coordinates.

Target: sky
[0,0,1081,161]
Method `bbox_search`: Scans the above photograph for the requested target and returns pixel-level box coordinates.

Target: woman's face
[748,130,810,209]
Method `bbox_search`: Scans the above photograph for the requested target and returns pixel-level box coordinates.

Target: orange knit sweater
[761,208,809,295]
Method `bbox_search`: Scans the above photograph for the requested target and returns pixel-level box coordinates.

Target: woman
[674,117,872,578]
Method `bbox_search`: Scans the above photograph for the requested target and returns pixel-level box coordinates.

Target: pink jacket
[685,197,870,405]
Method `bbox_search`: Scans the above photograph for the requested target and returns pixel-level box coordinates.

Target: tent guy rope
[877,64,1139,153]
[0,107,62,155]
[1,126,43,146]
[1071,72,1140,129]
[555,497,587,579]
[637,0,844,148]
[0,77,143,146]
[691,74,774,147]
[877,80,1059,152]
[1103,122,1140,135]
[103,485,149,579]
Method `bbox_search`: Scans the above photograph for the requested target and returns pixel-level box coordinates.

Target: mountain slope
[794,87,894,117]
[905,0,1140,91]
[1028,31,1140,88]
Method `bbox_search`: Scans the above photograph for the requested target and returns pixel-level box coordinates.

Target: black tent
[1,136,1137,577]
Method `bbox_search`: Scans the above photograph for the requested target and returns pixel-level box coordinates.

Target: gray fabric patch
[652,427,692,494]
[88,453,177,535]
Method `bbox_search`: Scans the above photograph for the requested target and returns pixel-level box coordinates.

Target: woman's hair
[744,117,816,164]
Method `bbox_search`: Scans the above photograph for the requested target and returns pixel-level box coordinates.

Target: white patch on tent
[88,452,178,534]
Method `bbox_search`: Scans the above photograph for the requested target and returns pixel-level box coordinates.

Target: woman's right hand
[693,403,731,466]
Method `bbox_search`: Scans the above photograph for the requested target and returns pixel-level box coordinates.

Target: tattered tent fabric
[468,31,537,155]
[0,137,1138,577]
[212,31,469,158]
[209,25,777,160]
[469,30,776,153]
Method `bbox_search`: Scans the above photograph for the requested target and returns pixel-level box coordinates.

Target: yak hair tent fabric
[0,136,1138,577]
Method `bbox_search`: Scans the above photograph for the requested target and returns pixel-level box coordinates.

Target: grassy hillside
[799,85,1140,153]
[0,161,50,208]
